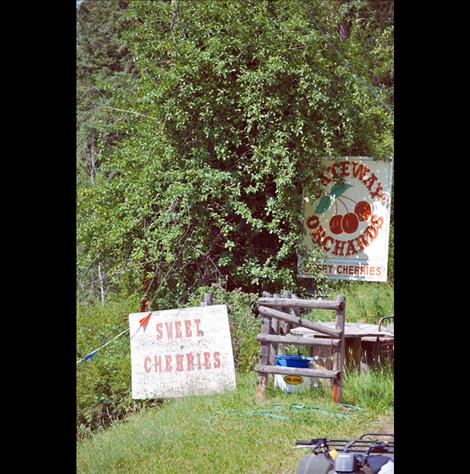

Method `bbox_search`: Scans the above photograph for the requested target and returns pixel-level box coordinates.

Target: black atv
[294,433,394,474]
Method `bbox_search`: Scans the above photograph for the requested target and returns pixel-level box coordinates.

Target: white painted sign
[129,305,236,399]
[298,157,392,282]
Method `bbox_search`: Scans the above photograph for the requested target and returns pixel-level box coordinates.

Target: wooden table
[290,323,394,369]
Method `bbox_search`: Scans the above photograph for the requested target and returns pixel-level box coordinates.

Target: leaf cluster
[77,0,394,303]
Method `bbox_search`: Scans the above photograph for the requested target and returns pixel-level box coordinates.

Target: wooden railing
[255,292,346,402]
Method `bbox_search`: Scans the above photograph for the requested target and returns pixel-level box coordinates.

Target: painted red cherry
[342,212,359,233]
[329,214,343,235]
[354,201,372,222]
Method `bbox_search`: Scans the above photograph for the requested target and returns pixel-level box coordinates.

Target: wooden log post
[257,306,342,338]
[258,297,343,311]
[200,292,213,306]
[256,315,271,400]
[256,334,340,346]
[289,293,299,336]
[255,364,339,379]
[269,294,280,365]
[332,295,346,403]
[278,291,290,336]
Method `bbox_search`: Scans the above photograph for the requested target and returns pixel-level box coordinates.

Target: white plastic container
[273,355,320,393]
[274,373,315,393]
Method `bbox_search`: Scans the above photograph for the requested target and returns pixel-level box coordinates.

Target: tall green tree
[77,0,393,306]
[76,0,134,185]
[77,0,137,301]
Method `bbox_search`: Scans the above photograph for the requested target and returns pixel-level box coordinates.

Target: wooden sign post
[129,304,236,399]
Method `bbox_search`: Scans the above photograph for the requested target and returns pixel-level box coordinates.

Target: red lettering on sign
[186,353,195,371]
[154,355,162,373]
[346,239,358,256]
[307,215,320,230]
[355,234,369,250]
[175,354,184,372]
[156,319,206,340]
[365,225,379,241]
[175,321,182,338]
[370,182,386,200]
[371,215,384,228]
[156,323,163,339]
[194,319,203,337]
[311,226,326,245]
[363,173,377,192]
[333,240,346,256]
[340,160,350,176]
[184,319,192,338]
[203,352,212,369]
[319,173,332,186]
[165,322,173,340]
[165,355,172,372]
[352,162,370,180]
[144,356,152,373]
[142,351,226,374]
[213,351,221,368]
[322,236,334,252]
[329,164,339,179]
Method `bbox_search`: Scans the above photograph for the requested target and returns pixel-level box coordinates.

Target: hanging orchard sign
[129,305,236,399]
[298,157,392,282]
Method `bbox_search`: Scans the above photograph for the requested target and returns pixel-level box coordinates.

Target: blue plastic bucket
[275,354,310,368]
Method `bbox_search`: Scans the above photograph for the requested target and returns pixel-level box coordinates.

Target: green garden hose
[203,402,364,426]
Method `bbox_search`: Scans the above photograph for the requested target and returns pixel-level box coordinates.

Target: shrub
[77,0,394,304]
[77,294,161,438]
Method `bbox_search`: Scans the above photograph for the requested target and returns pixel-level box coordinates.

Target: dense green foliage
[77,0,394,305]
[76,294,159,439]
[77,0,137,301]
[77,0,134,184]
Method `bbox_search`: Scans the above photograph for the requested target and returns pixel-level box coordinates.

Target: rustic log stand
[255,293,346,402]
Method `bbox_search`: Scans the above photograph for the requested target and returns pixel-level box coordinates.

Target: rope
[76,320,145,366]
[76,327,130,365]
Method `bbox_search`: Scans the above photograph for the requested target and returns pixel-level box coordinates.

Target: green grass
[77,369,393,473]
[306,282,394,324]
[342,364,394,413]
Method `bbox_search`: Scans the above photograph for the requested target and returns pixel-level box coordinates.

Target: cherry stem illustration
[337,197,349,212]
[339,195,357,205]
